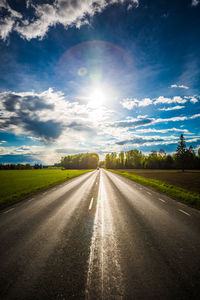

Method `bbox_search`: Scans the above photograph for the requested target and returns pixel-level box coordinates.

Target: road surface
[0,169,200,299]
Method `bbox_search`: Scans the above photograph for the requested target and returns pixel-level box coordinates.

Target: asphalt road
[0,169,200,299]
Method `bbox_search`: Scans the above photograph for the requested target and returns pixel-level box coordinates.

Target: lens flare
[78,67,87,76]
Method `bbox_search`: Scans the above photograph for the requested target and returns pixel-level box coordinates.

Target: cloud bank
[0,89,103,142]
[0,88,199,163]
[0,0,139,40]
[120,95,199,110]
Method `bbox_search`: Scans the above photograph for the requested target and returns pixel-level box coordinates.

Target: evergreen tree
[175,134,187,171]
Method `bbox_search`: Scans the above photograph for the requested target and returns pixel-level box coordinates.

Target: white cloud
[120,98,138,110]
[154,96,187,104]
[0,0,139,40]
[0,0,22,40]
[26,0,32,9]
[190,97,198,104]
[111,113,200,131]
[192,0,200,6]
[137,115,148,119]
[0,0,22,18]
[120,97,152,110]
[120,94,198,110]
[0,17,15,41]
[127,0,139,10]
[154,116,187,123]
[136,128,190,134]
[138,98,152,106]
[170,84,189,89]
[190,113,200,119]
[158,105,185,111]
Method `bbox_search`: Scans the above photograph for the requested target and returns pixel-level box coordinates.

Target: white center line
[159,198,166,203]
[4,208,15,214]
[178,209,191,216]
[147,191,151,195]
[89,197,94,210]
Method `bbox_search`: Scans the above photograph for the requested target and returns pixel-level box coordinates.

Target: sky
[0,0,200,165]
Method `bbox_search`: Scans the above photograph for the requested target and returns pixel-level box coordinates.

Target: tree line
[0,164,43,170]
[104,135,200,171]
[61,153,99,169]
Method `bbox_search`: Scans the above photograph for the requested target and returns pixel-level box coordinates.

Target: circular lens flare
[78,67,87,76]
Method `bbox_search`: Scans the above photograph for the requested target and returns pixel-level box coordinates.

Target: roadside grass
[0,169,92,208]
[109,170,200,210]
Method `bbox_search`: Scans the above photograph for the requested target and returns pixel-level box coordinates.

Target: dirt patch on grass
[116,170,200,194]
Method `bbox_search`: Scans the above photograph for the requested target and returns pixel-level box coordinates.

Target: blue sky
[0,0,200,164]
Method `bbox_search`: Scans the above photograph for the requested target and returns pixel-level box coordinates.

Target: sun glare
[88,85,107,108]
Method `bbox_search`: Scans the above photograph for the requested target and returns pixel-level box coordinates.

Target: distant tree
[34,164,40,169]
[175,134,189,171]
[164,154,174,169]
[88,153,99,169]
[61,153,99,169]
[99,161,104,168]
[110,152,117,168]
[159,149,166,157]
[119,151,125,168]
[145,151,160,169]
[105,154,111,169]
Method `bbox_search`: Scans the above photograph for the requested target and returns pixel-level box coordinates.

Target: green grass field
[0,169,92,208]
[110,169,200,209]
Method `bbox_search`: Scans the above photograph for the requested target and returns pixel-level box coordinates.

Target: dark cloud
[24,119,63,140]
[3,94,21,112]
[0,92,61,141]
[0,115,63,140]
[116,137,164,145]
[2,93,54,112]
[20,96,54,111]
[116,118,153,128]
[68,121,95,133]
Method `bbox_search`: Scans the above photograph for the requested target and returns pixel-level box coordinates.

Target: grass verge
[109,170,200,210]
[0,169,92,209]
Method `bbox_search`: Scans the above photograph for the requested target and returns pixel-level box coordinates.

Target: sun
[88,85,107,108]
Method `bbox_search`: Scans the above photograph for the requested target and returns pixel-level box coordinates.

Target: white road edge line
[178,209,191,216]
[89,197,94,210]
[159,198,166,203]
[4,208,15,214]
[28,197,35,202]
